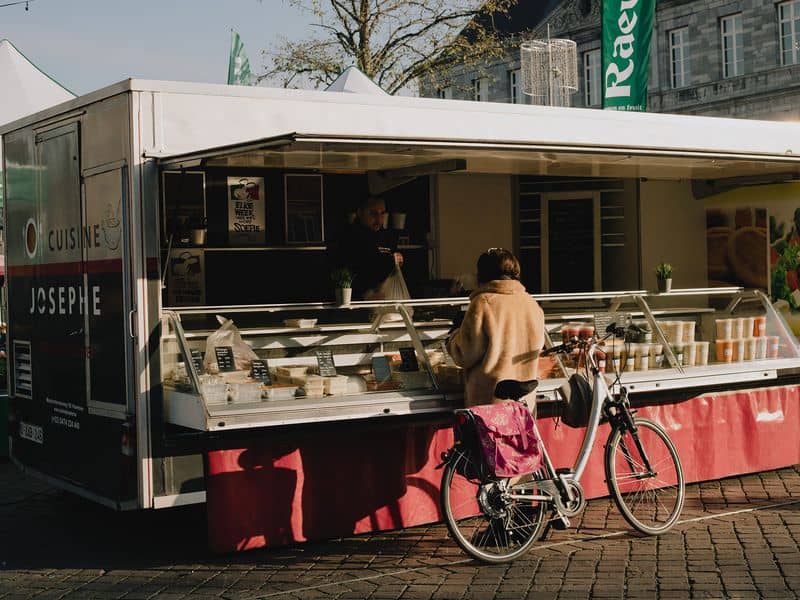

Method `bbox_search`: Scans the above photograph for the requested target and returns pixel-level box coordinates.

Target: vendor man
[332,196,403,299]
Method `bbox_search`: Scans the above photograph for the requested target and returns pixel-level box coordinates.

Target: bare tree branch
[260,0,520,94]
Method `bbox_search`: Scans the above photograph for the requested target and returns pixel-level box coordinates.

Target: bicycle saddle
[494,379,539,401]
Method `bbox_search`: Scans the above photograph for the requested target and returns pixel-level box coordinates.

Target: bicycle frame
[507,341,620,506]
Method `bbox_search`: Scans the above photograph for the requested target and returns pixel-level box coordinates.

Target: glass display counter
[160,288,800,432]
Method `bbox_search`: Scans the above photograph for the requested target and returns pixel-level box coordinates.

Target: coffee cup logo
[101,200,122,251]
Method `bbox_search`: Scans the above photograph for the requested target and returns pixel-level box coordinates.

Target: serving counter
[161,287,800,431]
[159,288,800,552]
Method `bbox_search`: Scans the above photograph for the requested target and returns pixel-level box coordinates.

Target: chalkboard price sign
[399,347,419,372]
[214,346,236,372]
[371,355,392,382]
[250,359,272,384]
[190,349,204,374]
[316,349,337,377]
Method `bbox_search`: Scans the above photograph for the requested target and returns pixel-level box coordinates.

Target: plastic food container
[283,318,318,328]
[743,337,757,361]
[715,319,733,340]
[683,342,697,366]
[696,341,710,366]
[716,339,734,363]
[741,317,755,341]
[563,322,582,342]
[755,336,768,360]
[682,321,696,343]
[578,324,595,340]
[733,318,746,340]
[768,336,780,359]
[732,338,746,362]
[753,315,767,337]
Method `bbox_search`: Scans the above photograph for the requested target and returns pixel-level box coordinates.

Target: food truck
[3,79,800,551]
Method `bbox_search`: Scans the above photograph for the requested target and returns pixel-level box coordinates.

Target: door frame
[541,191,601,293]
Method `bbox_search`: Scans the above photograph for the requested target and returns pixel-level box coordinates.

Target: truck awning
[147,132,800,182]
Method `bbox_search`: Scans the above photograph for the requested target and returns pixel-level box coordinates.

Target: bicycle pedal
[551,515,570,530]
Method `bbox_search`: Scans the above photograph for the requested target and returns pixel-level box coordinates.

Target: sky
[1,0,311,95]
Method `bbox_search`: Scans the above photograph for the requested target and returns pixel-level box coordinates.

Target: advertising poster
[168,249,206,306]
[706,207,768,290]
[769,205,800,333]
[227,176,266,245]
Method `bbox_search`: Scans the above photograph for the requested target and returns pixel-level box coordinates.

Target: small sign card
[399,347,419,372]
[214,346,236,372]
[371,355,392,382]
[315,349,337,377]
[190,349,204,374]
[250,359,272,384]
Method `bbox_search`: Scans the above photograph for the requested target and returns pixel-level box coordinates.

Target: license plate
[19,421,44,444]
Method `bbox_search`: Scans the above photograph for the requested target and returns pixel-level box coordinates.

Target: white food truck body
[3,79,800,512]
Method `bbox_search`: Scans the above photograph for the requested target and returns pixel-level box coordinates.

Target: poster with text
[227,176,266,245]
[167,249,206,306]
[706,207,768,291]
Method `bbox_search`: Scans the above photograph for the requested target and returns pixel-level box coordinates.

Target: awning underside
[154,133,800,183]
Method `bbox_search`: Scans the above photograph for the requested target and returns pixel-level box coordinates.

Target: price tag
[250,359,271,384]
[315,349,337,377]
[371,355,392,382]
[190,349,204,374]
[214,346,236,372]
[399,347,419,372]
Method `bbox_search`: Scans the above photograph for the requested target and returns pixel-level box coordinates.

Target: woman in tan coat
[447,249,545,408]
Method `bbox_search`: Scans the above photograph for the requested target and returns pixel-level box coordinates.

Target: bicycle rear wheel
[440,448,545,563]
[604,417,685,535]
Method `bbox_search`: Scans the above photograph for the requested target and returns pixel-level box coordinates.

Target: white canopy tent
[0,39,75,126]
[325,66,387,95]
[0,39,74,276]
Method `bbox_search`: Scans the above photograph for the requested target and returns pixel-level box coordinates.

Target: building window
[436,86,453,99]
[583,49,601,106]
[721,13,744,78]
[508,69,522,103]
[669,27,690,88]
[471,77,488,101]
[779,0,800,65]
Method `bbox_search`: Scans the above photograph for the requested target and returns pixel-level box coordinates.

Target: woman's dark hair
[477,248,521,285]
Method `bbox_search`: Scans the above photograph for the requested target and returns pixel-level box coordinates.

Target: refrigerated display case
[160,287,800,434]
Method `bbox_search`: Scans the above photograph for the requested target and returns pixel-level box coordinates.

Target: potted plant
[656,262,673,293]
[331,267,353,306]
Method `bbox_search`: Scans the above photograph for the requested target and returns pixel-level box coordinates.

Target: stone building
[423,0,800,121]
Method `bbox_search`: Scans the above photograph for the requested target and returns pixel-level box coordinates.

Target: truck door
[82,162,134,418]
[8,124,87,482]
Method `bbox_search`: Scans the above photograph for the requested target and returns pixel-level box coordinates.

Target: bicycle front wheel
[440,449,545,563]
[604,418,685,535]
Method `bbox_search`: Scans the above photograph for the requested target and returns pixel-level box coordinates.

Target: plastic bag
[371,265,413,320]
[203,315,259,373]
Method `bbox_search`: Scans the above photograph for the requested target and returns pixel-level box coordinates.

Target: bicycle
[439,322,686,563]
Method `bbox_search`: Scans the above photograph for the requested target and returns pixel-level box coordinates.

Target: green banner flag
[227,29,252,86]
[602,0,654,111]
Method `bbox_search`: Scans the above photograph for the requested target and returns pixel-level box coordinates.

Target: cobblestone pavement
[1,459,799,599]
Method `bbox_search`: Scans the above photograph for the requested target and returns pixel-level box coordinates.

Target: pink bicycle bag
[469,402,543,478]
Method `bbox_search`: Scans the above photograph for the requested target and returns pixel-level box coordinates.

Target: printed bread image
[728,226,767,288]
[707,226,732,280]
